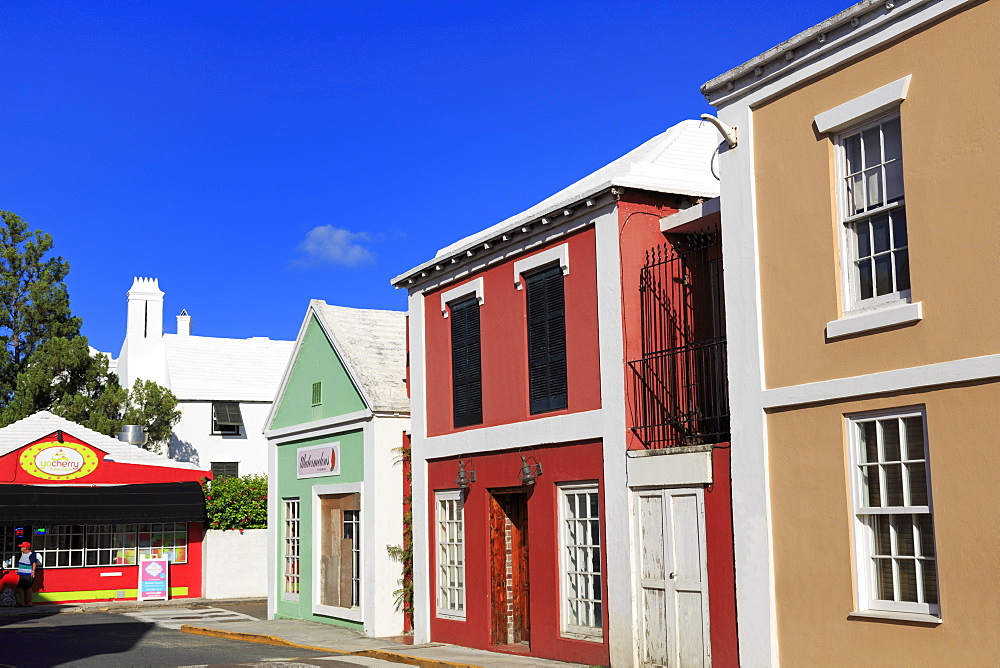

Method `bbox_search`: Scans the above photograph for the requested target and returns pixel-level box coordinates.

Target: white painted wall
[365,414,408,637]
[170,401,271,475]
[202,529,268,599]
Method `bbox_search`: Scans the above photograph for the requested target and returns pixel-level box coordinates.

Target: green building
[265,300,408,636]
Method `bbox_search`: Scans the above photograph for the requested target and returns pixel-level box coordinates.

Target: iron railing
[628,233,730,448]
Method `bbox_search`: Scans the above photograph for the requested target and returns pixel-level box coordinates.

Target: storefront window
[4,523,190,569]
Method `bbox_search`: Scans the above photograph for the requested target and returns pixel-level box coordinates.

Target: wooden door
[636,488,711,667]
[489,490,530,646]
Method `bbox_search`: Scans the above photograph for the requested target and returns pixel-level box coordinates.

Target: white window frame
[513,243,569,290]
[440,277,484,317]
[282,498,301,601]
[435,489,466,620]
[557,482,603,640]
[816,76,924,339]
[847,407,940,620]
[835,114,910,311]
[311,483,363,621]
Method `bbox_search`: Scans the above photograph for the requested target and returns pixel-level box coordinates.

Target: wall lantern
[55,430,64,443]
[519,455,543,486]
[455,457,476,489]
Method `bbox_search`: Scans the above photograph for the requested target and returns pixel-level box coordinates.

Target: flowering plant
[201,474,267,531]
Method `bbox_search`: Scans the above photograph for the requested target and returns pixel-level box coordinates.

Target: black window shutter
[526,265,567,414]
[451,297,483,427]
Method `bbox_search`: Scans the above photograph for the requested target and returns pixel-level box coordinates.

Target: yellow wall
[752,0,1000,389]
[767,383,1000,666]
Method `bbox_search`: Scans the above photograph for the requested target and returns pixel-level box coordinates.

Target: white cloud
[295,225,374,267]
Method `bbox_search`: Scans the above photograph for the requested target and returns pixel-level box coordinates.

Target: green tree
[122,379,181,453]
[0,211,182,452]
[0,211,81,402]
[1,336,126,432]
[0,337,181,454]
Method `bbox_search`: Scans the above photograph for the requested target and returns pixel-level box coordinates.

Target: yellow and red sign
[19,439,100,480]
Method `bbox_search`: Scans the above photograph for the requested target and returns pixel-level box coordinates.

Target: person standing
[15,542,38,607]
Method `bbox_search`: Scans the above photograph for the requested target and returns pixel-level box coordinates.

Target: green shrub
[202,474,267,531]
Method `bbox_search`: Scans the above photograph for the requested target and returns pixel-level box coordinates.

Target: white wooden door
[636,488,711,668]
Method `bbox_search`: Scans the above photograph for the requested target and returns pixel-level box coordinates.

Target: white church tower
[116,277,168,388]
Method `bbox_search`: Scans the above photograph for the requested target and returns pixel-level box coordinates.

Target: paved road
[121,605,260,630]
[0,609,398,668]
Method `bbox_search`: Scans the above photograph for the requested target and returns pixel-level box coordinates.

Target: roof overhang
[700,0,976,108]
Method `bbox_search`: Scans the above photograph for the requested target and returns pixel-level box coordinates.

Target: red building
[393,120,739,666]
[0,411,210,604]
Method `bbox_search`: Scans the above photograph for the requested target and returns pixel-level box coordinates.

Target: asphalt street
[0,608,398,668]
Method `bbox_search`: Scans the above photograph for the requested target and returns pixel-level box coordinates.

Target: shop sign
[19,439,100,481]
[297,443,339,478]
[138,556,169,601]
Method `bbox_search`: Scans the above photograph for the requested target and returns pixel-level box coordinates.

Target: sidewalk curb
[180,624,479,668]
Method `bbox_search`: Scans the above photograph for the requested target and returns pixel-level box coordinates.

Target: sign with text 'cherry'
[20,439,100,480]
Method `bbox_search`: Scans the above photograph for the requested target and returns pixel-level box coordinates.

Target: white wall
[203,529,268,599]
[170,401,272,475]
[365,415,408,637]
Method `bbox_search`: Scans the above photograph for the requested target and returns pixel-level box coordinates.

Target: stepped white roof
[304,301,408,415]
[162,334,295,402]
[0,411,207,470]
[393,119,722,285]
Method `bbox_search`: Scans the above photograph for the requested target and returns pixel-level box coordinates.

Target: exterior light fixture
[519,455,543,486]
[455,457,476,489]
[56,430,64,443]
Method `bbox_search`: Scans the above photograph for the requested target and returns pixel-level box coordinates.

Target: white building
[116,277,294,477]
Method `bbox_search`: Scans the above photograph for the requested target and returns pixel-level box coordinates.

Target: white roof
[309,301,409,414]
[432,119,722,260]
[0,411,208,471]
[163,334,295,402]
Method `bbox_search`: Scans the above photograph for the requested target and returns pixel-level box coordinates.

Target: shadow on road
[0,607,153,668]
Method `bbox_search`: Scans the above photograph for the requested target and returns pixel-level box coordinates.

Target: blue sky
[2,1,849,354]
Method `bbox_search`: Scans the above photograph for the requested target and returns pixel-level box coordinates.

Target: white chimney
[177,309,192,336]
[126,277,164,343]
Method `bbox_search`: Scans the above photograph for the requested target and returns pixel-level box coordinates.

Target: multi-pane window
[436,491,465,618]
[283,499,301,596]
[22,523,189,568]
[851,410,938,616]
[212,401,244,435]
[450,296,482,428]
[344,510,361,607]
[526,265,567,414]
[560,485,602,636]
[841,115,909,307]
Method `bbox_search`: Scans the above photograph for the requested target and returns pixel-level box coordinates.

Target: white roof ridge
[393,119,722,286]
[309,300,409,415]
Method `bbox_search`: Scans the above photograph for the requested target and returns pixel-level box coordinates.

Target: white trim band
[814,75,912,134]
[826,301,922,339]
[439,277,484,317]
[513,243,569,290]
[763,352,1000,410]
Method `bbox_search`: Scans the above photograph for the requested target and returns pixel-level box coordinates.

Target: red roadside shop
[0,411,211,604]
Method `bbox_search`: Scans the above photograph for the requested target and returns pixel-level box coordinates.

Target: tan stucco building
[702,0,999,665]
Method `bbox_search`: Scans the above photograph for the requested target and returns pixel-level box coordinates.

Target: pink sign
[138,556,169,601]
[297,443,340,478]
